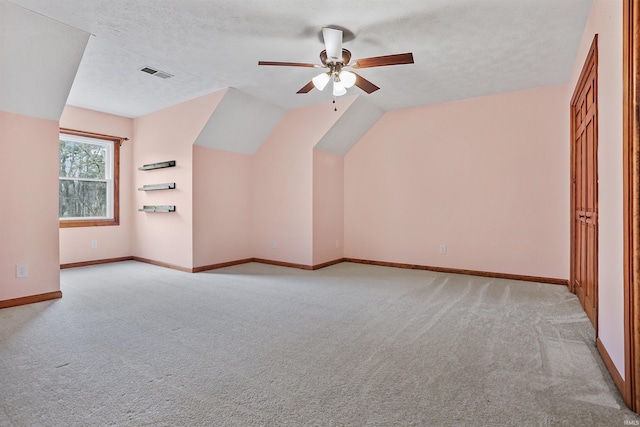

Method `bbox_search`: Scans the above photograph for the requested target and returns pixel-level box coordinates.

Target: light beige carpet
[0,261,638,426]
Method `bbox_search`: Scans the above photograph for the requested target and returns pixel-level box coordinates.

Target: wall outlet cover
[16,264,28,278]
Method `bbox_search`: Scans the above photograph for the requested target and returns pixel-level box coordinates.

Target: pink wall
[313,149,344,265]
[59,106,134,265]
[133,91,225,270]
[251,99,354,266]
[568,0,624,376]
[192,146,253,267]
[0,111,60,301]
[345,84,569,279]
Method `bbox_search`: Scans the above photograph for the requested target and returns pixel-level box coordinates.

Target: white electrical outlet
[271,240,277,249]
[16,264,28,278]
[440,244,447,255]
[91,240,98,249]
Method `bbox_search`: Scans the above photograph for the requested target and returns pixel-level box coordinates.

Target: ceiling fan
[258,27,414,98]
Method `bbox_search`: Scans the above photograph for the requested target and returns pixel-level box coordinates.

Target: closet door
[571,37,598,329]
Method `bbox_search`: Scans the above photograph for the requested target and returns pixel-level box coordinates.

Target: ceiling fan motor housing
[320,49,352,69]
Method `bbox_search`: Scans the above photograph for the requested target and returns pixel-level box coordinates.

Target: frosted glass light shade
[339,70,356,88]
[333,80,347,96]
[312,73,331,91]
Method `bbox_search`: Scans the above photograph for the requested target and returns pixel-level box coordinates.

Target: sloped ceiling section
[0,1,89,121]
[314,96,384,156]
[194,88,286,155]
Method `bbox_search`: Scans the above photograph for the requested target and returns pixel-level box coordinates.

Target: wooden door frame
[570,35,599,331]
[624,0,640,411]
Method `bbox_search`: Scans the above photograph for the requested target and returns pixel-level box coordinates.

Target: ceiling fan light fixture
[312,72,331,91]
[333,80,347,97]
[339,70,356,88]
[257,26,413,101]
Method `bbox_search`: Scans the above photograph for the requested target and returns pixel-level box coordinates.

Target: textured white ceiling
[315,97,385,156]
[5,0,593,118]
[194,88,285,155]
[0,1,89,120]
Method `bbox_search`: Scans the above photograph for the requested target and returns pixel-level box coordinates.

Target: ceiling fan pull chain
[333,97,337,112]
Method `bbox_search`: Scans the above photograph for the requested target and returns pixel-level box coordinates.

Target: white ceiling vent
[139,66,173,79]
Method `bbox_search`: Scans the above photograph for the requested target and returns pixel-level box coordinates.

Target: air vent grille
[139,66,173,79]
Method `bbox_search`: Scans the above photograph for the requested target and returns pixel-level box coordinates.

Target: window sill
[59,218,119,228]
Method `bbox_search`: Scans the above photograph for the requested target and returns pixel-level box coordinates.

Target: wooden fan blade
[258,61,318,68]
[296,81,316,94]
[353,73,380,94]
[351,52,414,69]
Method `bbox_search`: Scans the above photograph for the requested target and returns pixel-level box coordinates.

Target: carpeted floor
[0,261,638,426]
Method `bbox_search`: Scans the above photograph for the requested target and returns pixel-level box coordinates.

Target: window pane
[59,180,107,218]
[59,140,107,179]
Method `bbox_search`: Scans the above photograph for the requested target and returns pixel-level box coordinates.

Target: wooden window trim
[59,128,127,228]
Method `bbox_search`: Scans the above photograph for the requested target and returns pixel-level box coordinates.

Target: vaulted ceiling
[5,0,593,118]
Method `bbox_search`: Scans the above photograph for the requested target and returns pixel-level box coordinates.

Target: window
[59,128,121,228]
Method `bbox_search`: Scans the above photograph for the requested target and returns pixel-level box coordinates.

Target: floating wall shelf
[138,160,176,171]
[138,205,176,213]
[138,183,176,191]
